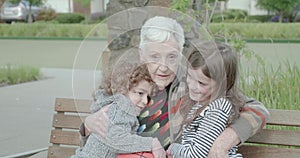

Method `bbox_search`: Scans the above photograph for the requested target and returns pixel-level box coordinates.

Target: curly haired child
[72,61,165,158]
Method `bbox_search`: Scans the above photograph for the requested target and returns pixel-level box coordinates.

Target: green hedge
[247,15,274,22]
[209,23,300,39]
[212,9,248,23]
[0,23,299,39]
[55,13,85,24]
[211,9,274,23]
[0,23,95,38]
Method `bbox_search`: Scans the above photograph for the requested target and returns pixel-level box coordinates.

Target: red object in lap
[117,152,154,158]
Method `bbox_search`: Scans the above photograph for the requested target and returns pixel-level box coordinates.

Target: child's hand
[151,138,166,158]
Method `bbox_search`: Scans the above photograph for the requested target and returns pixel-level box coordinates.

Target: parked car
[0,0,44,23]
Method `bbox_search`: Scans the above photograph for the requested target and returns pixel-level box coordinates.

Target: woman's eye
[169,54,178,59]
[167,55,177,61]
[150,54,160,59]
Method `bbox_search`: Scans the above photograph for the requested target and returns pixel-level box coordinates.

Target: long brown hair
[181,41,245,126]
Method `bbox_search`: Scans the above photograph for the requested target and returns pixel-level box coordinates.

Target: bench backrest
[48,98,300,158]
[239,109,300,158]
[48,98,91,158]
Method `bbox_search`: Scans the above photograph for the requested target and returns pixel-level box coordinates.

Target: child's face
[128,80,152,115]
[187,68,217,104]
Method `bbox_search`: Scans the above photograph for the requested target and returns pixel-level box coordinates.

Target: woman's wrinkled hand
[151,138,166,158]
[84,104,111,138]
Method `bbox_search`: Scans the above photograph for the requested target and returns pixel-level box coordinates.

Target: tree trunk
[279,11,284,23]
[27,4,33,23]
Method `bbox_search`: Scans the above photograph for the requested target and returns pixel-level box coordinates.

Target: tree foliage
[256,0,300,22]
[171,0,263,65]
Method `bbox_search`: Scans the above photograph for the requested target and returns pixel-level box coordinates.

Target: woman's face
[140,38,181,90]
[128,80,152,115]
[187,68,217,104]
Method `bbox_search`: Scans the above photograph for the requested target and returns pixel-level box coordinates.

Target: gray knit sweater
[72,90,153,158]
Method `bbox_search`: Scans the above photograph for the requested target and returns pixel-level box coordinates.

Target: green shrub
[212,9,248,23]
[36,8,57,21]
[55,13,85,24]
[0,23,299,39]
[86,12,107,24]
[209,23,300,39]
[0,65,41,86]
[247,15,273,22]
[0,23,95,37]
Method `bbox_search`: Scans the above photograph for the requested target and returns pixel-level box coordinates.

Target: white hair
[140,16,185,52]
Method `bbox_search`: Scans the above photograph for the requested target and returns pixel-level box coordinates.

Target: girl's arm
[169,98,232,158]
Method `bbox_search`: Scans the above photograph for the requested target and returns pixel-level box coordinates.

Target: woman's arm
[79,104,110,147]
[231,98,270,143]
[208,97,270,158]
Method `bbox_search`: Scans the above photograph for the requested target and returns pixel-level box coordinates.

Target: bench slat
[239,145,300,158]
[55,98,92,113]
[52,114,86,129]
[48,146,76,158]
[247,129,300,146]
[50,130,80,146]
[268,109,300,126]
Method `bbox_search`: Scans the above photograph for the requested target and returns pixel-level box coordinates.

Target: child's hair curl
[99,61,155,96]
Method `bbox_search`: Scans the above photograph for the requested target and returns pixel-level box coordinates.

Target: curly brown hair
[99,60,155,96]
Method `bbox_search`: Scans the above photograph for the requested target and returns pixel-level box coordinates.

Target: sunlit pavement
[0,68,101,157]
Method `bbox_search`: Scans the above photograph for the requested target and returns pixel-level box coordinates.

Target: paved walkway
[0,68,101,157]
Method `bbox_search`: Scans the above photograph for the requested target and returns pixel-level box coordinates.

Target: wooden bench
[48,98,300,158]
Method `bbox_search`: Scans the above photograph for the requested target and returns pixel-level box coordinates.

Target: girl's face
[128,80,152,115]
[187,68,217,104]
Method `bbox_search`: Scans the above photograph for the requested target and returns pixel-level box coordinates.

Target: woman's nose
[158,64,169,72]
[154,57,168,69]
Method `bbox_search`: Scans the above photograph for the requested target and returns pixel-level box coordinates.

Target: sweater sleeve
[230,97,270,143]
[169,98,232,158]
[103,104,153,153]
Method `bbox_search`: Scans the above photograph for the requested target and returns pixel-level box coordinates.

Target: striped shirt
[169,98,243,158]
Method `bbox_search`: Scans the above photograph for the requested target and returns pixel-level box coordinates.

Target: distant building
[91,0,109,14]
[44,0,109,14]
[45,0,74,13]
[227,0,269,15]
